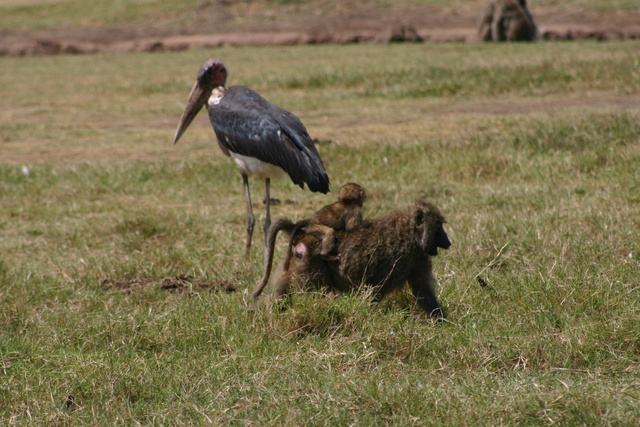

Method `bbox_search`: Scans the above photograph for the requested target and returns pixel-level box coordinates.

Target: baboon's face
[414,205,451,256]
[427,222,451,256]
[338,183,367,205]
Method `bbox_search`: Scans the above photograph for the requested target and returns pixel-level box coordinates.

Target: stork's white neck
[208,87,225,107]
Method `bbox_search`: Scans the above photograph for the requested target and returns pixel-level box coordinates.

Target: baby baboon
[478,0,537,42]
[254,201,451,318]
[252,183,366,299]
[291,182,366,259]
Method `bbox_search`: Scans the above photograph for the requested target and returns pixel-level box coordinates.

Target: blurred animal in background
[478,0,538,42]
[375,24,424,43]
[173,59,330,257]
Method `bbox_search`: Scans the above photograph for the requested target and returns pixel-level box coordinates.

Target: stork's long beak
[173,79,209,145]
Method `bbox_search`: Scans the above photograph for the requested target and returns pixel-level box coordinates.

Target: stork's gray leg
[263,177,272,244]
[242,173,255,257]
[262,178,273,267]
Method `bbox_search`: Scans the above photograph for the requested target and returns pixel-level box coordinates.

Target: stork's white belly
[229,151,287,179]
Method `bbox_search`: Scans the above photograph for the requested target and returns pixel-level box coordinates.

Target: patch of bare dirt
[99,274,237,294]
[2,2,640,56]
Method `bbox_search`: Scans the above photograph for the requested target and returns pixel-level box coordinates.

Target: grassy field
[2,37,640,425]
[2,0,640,32]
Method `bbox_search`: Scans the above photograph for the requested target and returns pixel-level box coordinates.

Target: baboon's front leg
[408,260,445,318]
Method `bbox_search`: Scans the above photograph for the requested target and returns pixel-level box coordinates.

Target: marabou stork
[173,59,330,256]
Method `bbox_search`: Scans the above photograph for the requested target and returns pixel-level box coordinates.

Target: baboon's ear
[416,209,425,226]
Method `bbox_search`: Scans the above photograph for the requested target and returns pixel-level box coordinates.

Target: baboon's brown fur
[288,182,366,260]
[253,201,451,318]
[252,183,366,299]
[478,0,537,42]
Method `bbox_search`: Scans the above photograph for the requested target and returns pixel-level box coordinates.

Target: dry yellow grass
[2,39,640,424]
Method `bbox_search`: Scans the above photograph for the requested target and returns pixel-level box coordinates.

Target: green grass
[0,0,202,31]
[2,40,640,424]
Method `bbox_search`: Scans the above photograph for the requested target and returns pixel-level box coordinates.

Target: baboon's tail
[252,218,296,299]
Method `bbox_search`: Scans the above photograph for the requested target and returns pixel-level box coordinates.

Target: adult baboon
[253,201,451,318]
[478,0,537,42]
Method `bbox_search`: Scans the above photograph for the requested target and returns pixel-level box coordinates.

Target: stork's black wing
[208,86,329,193]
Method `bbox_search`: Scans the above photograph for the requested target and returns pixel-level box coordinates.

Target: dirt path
[2,3,640,56]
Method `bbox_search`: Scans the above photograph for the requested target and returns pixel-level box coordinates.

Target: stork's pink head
[173,59,228,145]
[198,59,228,88]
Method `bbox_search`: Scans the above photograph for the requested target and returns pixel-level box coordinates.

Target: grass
[0,0,202,31]
[2,38,640,424]
[2,0,640,32]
